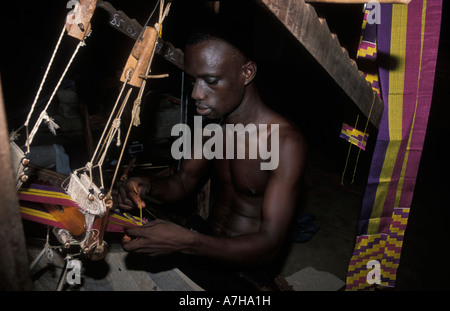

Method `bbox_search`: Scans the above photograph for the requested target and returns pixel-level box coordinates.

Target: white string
[89,72,130,166]
[97,89,132,168]
[24,26,66,129]
[91,87,132,190]
[27,40,84,152]
[71,0,171,196]
[108,1,171,194]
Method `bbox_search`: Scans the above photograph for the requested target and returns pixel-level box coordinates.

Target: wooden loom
[63,0,173,261]
[4,0,175,289]
[3,0,100,290]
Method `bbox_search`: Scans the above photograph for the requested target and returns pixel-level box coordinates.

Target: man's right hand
[118,177,151,211]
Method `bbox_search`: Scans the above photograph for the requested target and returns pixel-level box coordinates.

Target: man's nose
[191,82,206,100]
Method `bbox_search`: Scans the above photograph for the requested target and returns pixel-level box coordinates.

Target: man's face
[184,39,247,119]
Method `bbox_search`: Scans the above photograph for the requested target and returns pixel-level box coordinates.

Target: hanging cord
[80,71,133,190]
[10,25,66,142]
[96,88,133,189]
[27,40,85,152]
[108,88,143,195]
[93,0,169,169]
[107,1,172,227]
[89,75,131,165]
[350,94,376,184]
[341,93,377,185]
[73,82,132,196]
[24,26,66,131]
[68,0,171,220]
[73,0,164,177]
[341,115,359,185]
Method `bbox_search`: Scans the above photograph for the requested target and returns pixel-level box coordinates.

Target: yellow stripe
[19,206,57,222]
[368,4,408,234]
[395,0,427,208]
[365,74,379,84]
[20,187,72,200]
[111,213,138,223]
[358,46,377,58]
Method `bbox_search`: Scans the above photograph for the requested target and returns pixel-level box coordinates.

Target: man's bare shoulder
[266,112,308,174]
[267,111,307,150]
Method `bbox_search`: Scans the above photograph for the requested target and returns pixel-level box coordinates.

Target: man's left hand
[121,219,193,256]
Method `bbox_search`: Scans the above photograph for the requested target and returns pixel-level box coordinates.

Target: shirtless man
[118,28,307,272]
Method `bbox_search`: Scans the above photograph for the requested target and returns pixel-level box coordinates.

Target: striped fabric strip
[106,209,150,232]
[340,123,369,150]
[18,183,149,233]
[346,0,442,290]
[368,3,409,236]
[357,8,381,96]
[18,183,78,208]
[20,201,63,229]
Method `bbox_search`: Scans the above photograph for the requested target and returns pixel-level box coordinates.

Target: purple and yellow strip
[340,123,369,150]
[18,183,148,233]
[346,0,442,290]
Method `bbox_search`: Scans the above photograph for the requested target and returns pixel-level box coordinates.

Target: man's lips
[195,104,212,116]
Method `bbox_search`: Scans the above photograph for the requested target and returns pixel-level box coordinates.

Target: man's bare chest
[212,158,269,197]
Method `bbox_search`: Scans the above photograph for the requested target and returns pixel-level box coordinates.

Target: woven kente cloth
[357,5,381,97]
[340,123,370,150]
[346,0,442,290]
[18,183,148,233]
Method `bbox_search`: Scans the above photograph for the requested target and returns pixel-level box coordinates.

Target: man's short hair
[185,15,254,61]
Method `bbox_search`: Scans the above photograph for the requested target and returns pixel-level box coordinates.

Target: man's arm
[149,156,211,203]
[118,156,211,210]
[123,128,307,265]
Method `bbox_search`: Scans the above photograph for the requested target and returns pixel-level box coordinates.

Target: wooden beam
[255,0,384,128]
[0,76,33,290]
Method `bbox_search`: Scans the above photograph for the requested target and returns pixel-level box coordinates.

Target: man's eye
[204,78,218,85]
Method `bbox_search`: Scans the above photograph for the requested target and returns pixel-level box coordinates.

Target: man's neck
[224,87,265,125]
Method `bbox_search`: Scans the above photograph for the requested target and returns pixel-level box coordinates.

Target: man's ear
[242,61,257,86]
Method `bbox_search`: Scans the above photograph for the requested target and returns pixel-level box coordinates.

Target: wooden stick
[88,198,112,261]
[66,0,99,41]
[120,27,159,88]
[0,75,33,290]
[139,73,170,79]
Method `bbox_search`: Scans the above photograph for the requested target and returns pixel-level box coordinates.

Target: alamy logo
[366,0,381,25]
[366,260,381,285]
[171,116,280,170]
[66,259,81,285]
[66,0,83,26]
